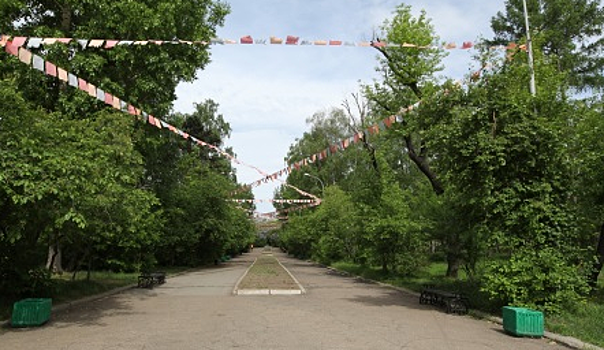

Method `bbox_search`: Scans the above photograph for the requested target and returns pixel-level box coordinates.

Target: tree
[3,0,230,115]
[420,45,591,311]
[491,0,604,90]
[365,154,427,274]
[366,4,447,195]
[571,100,604,287]
[0,0,250,298]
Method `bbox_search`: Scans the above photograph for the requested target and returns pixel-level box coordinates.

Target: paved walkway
[1,249,567,349]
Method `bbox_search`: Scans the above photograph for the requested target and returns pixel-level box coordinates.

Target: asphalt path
[1,248,568,350]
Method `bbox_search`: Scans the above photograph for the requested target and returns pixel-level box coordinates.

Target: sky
[174,0,506,214]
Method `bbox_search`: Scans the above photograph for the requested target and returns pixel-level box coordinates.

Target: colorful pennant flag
[0,34,524,52]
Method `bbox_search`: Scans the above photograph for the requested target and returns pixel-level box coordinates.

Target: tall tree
[491,0,604,90]
[422,46,591,311]
[365,4,447,195]
[0,0,239,296]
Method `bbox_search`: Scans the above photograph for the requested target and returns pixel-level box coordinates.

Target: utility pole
[522,0,537,96]
[304,173,325,194]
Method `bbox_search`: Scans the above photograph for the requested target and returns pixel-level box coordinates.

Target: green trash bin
[11,298,52,327]
[502,306,544,337]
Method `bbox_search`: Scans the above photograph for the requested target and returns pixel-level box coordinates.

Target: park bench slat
[137,271,166,288]
[419,287,468,315]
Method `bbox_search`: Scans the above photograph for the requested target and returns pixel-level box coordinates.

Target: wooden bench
[137,272,166,288]
[419,287,468,315]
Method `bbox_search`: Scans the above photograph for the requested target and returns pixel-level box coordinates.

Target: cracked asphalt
[1,249,567,350]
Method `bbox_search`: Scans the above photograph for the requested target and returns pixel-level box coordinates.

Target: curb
[323,265,603,350]
[232,255,305,296]
[277,258,306,294]
[236,289,303,295]
[232,257,256,295]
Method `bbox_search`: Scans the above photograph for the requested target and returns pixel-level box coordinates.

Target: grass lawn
[331,260,604,347]
[545,281,604,347]
[237,253,299,290]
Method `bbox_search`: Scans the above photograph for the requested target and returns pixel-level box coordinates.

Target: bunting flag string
[231,199,317,204]
[1,34,526,52]
[2,39,320,207]
[235,101,422,194]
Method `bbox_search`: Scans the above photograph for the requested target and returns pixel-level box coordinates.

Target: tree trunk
[60,4,72,33]
[46,243,64,274]
[589,222,604,288]
[405,136,444,195]
[446,253,460,279]
[381,255,389,273]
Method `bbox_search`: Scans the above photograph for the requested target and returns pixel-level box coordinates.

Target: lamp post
[522,0,537,96]
[304,173,324,194]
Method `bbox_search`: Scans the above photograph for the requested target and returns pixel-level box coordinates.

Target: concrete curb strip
[232,257,256,295]
[277,259,306,294]
[236,289,303,295]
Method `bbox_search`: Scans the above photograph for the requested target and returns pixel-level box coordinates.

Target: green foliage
[482,248,590,313]
[0,0,253,299]
[491,0,604,90]
[311,186,363,265]
[365,154,427,274]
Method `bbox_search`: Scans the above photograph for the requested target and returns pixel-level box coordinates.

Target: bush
[481,247,590,314]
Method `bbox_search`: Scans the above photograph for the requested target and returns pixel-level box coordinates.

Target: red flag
[329,40,342,46]
[105,40,118,48]
[462,41,473,49]
[128,105,136,115]
[149,116,162,128]
[45,61,58,77]
[78,78,87,91]
[4,41,18,56]
[286,36,299,45]
[371,41,386,48]
[240,35,253,44]
[12,37,27,47]
[104,93,113,105]
[384,116,393,128]
[342,138,350,149]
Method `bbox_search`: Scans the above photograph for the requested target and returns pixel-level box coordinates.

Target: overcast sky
[174,0,506,213]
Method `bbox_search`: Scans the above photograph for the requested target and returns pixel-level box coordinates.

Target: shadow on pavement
[1,294,137,333]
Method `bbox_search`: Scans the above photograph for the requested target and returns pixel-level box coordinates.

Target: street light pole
[304,173,325,194]
[522,0,537,96]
